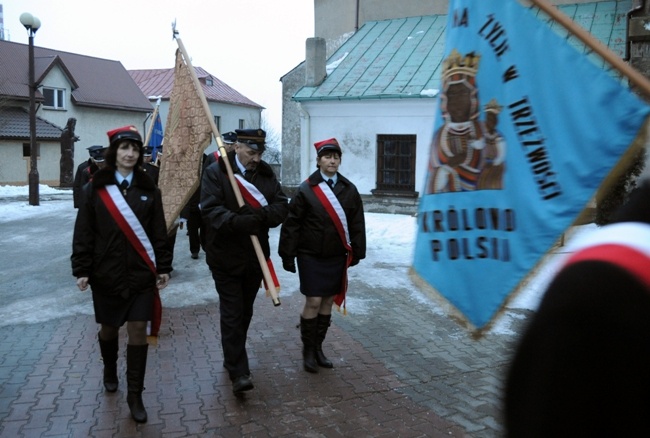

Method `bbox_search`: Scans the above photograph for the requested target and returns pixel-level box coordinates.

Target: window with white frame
[42,87,65,109]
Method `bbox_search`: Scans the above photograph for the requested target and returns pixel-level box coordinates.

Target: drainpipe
[299,105,312,182]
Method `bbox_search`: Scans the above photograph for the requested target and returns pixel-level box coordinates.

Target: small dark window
[376,134,416,193]
[239,119,245,129]
[22,143,40,157]
[206,78,213,86]
[214,115,221,132]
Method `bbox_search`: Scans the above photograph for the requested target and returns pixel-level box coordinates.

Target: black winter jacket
[71,167,173,296]
[200,151,288,273]
[73,159,97,208]
[279,170,366,263]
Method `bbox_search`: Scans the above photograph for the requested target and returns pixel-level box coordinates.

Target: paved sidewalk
[0,194,531,437]
[0,273,528,437]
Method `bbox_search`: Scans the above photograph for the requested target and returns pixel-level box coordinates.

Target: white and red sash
[234,173,280,293]
[98,185,157,272]
[235,173,268,208]
[97,185,162,337]
[563,222,650,289]
[311,180,353,312]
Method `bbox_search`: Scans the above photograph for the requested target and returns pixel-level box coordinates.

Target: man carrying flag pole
[201,128,289,394]
[412,0,650,333]
[160,26,287,394]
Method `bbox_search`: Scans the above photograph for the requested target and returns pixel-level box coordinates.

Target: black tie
[244,170,253,182]
[120,180,128,195]
[327,178,334,188]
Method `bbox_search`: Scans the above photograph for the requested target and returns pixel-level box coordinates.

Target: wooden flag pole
[143,99,160,147]
[173,29,281,306]
[528,0,650,99]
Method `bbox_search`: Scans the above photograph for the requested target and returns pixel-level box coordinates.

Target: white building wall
[298,98,436,195]
[0,144,33,184]
[28,66,150,184]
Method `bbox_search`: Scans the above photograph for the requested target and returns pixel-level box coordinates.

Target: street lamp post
[20,12,41,206]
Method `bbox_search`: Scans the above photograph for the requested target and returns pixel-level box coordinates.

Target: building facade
[281,0,649,212]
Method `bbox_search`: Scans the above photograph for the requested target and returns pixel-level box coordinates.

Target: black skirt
[297,254,346,297]
[92,288,154,327]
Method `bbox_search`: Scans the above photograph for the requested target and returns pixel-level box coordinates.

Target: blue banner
[149,112,164,161]
[412,0,650,329]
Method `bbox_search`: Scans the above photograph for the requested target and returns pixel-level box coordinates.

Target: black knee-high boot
[126,344,148,423]
[315,314,334,368]
[300,317,318,373]
[98,333,119,392]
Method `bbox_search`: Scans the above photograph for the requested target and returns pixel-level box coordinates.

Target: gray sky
[3,0,315,132]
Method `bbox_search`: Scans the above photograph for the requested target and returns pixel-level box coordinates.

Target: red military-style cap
[313,138,342,156]
[106,125,143,147]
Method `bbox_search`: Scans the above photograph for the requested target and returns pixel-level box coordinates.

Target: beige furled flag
[159,49,213,232]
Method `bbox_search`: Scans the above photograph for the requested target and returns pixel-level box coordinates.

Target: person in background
[141,146,160,185]
[71,125,172,423]
[505,178,650,437]
[182,131,236,260]
[180,153,209,259]
[201,128,288,394]
[279,138,366,373]
[140,146,178,268]
[73,145,107,208]
[204,131,237,168]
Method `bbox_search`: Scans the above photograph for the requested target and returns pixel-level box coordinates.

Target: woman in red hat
[71,125,172,423]
[279,138,366,373]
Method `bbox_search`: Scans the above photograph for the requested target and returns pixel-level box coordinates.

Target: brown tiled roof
[0,107,66,140]
[129,67,264,109]
[0,40,152,112]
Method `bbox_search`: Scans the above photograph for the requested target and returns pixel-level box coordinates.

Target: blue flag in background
[149,112,164,161]
[412,0,650,330]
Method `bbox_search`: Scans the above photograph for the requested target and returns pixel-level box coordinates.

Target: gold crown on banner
[442,49,480,81]
[484,98,503,114]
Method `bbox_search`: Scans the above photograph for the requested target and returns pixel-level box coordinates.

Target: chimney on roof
[0,4,5,41]
[305,37,326,87]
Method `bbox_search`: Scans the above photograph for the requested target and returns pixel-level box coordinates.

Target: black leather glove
[238,204,267,226]
[231,211,262,234]
[283,258,296,273]
[254,207,268,223]
[237,205,254,216]
[350,258,360,267]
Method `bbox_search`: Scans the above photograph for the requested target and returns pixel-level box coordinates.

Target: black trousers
[210,265,262,380]
[187,208,203,254]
